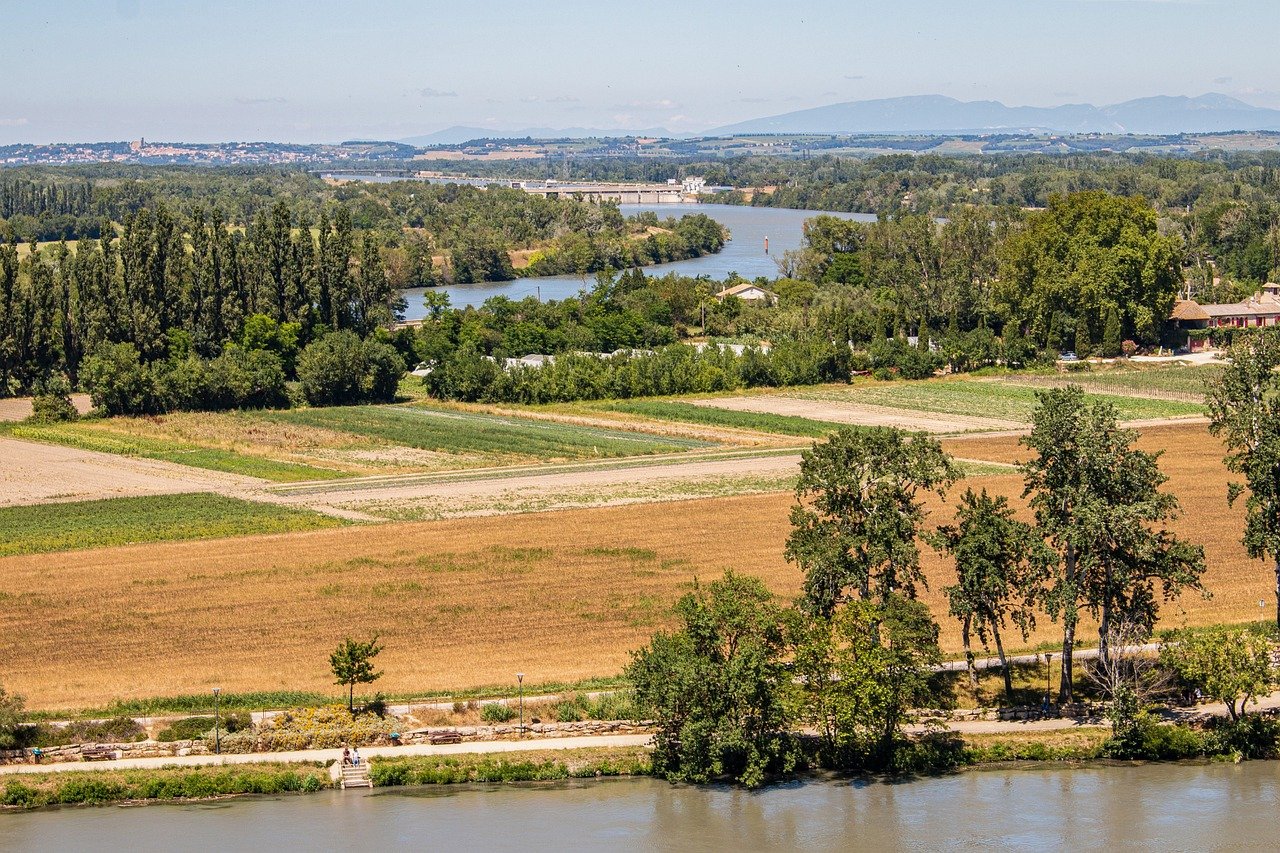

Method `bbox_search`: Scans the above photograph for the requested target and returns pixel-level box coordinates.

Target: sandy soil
[687,395,1025,433]
[274,452,803,514]
[0,394,93,422]
[0,436,263,507]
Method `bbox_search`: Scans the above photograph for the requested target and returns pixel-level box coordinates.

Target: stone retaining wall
[0,739,210,766]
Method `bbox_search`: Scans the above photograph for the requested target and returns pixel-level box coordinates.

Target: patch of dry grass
[0,422,1266,711]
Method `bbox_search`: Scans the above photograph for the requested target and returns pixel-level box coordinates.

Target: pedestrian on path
[352,747,361,767]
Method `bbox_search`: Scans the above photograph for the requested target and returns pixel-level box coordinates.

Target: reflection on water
[402,203,877,315]
[4,762,1280,852]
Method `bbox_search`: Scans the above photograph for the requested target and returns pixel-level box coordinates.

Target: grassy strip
[0,494,343,558]
[260,405,708,460]
[3,422,341,482]
[595,400,847,438]
[1,764,331,809]
[370,747,653,787]
[1004,365,1224,401]
[29,678,633,720]
[792,379,1206,423]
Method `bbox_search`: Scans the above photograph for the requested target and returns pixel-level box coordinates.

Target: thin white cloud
[235,97,287,105]
[0,118,29,127]
[419,87,458,98]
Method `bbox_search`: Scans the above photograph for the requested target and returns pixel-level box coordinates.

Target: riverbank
[4,726,1272,813]
[0,744,651,810]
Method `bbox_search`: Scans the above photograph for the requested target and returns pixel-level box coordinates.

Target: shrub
[0,684,25,749]
[1207,715,1280,760]
[254,705,394,751]
[28,376,78,423]
[82,342,163,416]
[158,712,252,742]
[480,703,516,723]
[297,331,405,406]
[1102,714,1207,760]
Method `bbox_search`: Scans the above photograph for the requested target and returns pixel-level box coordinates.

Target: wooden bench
[81,746,119,761]
[428,731,463,745]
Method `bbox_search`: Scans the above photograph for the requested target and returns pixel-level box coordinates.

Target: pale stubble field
[0,421,1267,711]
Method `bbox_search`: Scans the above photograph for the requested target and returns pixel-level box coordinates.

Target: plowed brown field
[0,422,1267,710]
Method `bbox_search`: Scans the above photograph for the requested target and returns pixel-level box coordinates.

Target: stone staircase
[339,762,372,789]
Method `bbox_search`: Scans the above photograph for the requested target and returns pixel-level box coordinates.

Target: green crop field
[0,493,343,557]
[1000,365,1224,401]
[595,400,847,438]
[260,404,711,460]
[791,379,1207,423]
[3,422,342,482]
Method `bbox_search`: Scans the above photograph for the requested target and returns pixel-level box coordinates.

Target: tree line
[628,386,1216,785]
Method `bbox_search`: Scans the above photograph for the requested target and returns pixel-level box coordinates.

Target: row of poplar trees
[0,201,401,395]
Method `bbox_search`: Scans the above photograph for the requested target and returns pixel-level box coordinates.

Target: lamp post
[516,673,525,736]
[213,687,222,755]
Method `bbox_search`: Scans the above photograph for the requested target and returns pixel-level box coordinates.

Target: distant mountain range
[400,125,683,146]
[707,94,1280,136]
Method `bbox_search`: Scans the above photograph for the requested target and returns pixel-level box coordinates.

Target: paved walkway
[0,734,654,776]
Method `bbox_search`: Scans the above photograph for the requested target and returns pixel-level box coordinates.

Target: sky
[2,0,1278,144]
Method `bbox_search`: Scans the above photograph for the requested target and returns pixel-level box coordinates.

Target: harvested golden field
[0,422,1267,711]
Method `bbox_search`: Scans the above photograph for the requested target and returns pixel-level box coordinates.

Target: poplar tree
[1021,387,1205,702]
[1207,332,1280,629]
[786,427,957,615]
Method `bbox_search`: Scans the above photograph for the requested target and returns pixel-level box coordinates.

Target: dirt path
[0,436,265,507]
[268,450,804,517]
[0,734,655,776]
[0,394,93,422]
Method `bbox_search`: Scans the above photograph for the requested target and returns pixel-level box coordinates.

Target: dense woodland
[2,151,1278,410]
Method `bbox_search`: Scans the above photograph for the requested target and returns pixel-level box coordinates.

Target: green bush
[480,703,516,723]
[297,331,405,406]
[1,765,333,808]
[157,712,252,742]
[29,715,146,747]
[1103,714,1207,760]
[1207,715,1280,760]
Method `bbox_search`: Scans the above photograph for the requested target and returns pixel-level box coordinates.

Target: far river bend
[401,203,876,316]
[4,761,1279,851]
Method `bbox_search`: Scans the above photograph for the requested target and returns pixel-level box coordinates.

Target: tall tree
[627,571,797,788]
[1021,386,1206,702]
[789,594,942,769]
[1207,332,1280,629]
[786,427,957,615]
[939,488,1050,698]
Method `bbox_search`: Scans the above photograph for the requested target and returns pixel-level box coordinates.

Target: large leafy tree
[1207,332,1280,629]
[1160,626,1276,721]
[1022,386,1206,702]
[786,427,957,615]
[939,488,1051,698]
[789,594,942,769]
[626,571,797,788]
[996,191,1183,348]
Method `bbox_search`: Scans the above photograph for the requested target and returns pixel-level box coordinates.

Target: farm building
[1169,283,1280,350]
[715,282,778,304]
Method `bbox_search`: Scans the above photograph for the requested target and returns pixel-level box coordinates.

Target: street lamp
[213,687,222,755]
[516,673,525,736]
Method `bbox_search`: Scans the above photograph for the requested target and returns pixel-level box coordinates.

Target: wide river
[4,761,1279,851]
[402,203,876,316]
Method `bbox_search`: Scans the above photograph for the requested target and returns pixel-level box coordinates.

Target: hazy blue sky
[2,0,1277,143]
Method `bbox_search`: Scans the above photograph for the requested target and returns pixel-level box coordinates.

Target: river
[401,203,876,316]
[4,762,1279,851]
